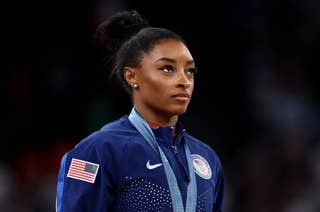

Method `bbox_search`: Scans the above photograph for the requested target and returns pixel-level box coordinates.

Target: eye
[160,65,174,73]
[186,67,198,76]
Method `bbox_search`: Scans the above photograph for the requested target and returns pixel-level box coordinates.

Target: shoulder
[184,133,217,155]
[66,115,140,160]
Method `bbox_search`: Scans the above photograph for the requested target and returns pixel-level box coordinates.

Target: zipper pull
[172,144,178,154]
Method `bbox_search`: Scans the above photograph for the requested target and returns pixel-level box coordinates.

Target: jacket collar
[151,120,185,146]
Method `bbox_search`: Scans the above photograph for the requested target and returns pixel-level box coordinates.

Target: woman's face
[132,39,196,118]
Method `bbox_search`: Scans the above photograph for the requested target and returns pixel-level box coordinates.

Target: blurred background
[3,0,320,211]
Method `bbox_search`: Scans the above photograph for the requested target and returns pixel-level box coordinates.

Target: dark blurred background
[3,0,320,211]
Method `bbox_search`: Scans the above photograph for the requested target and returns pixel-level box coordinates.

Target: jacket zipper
[172,144,178,154]
[172,129,186,155]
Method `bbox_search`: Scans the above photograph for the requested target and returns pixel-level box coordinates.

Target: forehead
[144,39,193,62]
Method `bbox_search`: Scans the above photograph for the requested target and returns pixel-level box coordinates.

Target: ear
[124,67,139,88]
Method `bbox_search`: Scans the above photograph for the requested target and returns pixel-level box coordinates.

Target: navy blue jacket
[56,115,224,211]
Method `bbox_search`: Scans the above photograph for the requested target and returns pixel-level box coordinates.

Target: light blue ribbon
[128,108,197,212]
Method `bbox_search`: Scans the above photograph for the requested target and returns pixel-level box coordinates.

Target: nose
[177,69,192,88]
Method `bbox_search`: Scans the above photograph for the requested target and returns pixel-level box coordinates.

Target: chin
[170,105,188,115]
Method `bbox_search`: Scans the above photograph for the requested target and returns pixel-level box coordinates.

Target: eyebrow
[154,57,195,66]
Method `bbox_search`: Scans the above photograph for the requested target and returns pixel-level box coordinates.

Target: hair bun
[94,10,149,59]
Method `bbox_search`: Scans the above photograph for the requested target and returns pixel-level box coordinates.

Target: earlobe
[124,67,139,89]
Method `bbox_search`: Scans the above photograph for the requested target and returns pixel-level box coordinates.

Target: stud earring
[132,83,138,88]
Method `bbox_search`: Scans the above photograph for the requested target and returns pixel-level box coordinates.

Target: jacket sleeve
[212,160,225,212]
[56,139,117,212]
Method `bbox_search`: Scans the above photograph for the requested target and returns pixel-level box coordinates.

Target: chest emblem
[191,154,212,179]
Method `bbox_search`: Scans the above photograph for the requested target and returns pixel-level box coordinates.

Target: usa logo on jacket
[191,154,212,180]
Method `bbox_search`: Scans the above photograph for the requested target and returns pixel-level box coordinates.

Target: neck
[134,104,178,126]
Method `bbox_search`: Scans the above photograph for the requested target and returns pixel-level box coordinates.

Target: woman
[56,10,224,212]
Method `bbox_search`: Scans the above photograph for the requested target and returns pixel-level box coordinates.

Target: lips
[172,93,191,101]
[172,93,191,98]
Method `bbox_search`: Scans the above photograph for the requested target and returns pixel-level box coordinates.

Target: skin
[124,39,196,126]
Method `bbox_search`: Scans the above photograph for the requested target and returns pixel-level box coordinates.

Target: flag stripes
[67,158,99,183]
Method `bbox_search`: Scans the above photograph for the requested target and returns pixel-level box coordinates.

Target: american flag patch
[67,158,99,183]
